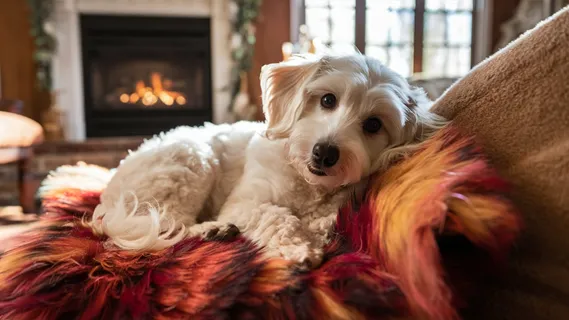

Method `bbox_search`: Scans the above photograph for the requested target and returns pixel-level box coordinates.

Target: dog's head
[261,54,447,189]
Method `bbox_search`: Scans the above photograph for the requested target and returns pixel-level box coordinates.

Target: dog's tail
[89,192,185,251]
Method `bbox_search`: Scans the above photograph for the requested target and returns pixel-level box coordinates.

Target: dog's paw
[301,247,323,270]
[188,222,241,242]
[265,244,323,270]
[203,223,241,241]
[295,257,319,273]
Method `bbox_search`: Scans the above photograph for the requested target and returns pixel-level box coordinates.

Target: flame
[120,72,186,107]
[120,94,129,103]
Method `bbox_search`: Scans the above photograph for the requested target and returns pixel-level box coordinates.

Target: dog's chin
[289,154,354,189]
[301,165,345,189]
[308,166,326,176]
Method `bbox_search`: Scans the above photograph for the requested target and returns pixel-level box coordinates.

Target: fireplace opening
[112,71,190,108]
[81,14,212,137]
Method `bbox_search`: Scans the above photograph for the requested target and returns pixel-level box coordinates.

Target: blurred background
[0,0,566,215]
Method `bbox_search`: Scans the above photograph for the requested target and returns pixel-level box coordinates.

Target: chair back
[0,99,24,114]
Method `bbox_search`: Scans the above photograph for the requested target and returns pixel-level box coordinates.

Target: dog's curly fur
[89,54,446,265]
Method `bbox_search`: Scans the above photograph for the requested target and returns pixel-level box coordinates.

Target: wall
[0,0,50,121]
[248,0,291,119]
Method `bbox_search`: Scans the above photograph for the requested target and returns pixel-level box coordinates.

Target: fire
[119,72,187,107]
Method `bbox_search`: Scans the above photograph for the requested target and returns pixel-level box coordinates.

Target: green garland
[229,0,263,113]
[28,0,57,91]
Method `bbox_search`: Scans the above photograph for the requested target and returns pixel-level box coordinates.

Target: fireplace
[80,14,212,137]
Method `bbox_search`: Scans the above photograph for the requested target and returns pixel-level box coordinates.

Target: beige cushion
[431,7,569,320]
[0,148,24,164]
[0,111,44,149]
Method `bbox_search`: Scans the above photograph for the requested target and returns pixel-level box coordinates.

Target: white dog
[90,54,446,266]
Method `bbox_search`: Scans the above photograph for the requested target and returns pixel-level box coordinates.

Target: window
[300,0,475,78]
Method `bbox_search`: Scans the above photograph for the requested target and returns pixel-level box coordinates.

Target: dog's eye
[320,94,337,109]
[362,117,382,134]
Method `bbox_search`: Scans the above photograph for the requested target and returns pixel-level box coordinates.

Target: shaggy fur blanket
[0,127,520,320]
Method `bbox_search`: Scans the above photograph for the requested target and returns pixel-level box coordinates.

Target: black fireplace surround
[81,15,212,137]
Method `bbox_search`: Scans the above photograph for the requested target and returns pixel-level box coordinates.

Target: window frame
[290,0,493,77]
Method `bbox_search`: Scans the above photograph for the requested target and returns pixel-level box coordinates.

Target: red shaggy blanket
[0,127,520,320]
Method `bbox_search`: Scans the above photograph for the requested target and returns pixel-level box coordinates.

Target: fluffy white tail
[89,192,185,251]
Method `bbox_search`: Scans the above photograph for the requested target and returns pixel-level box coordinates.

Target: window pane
[426,0,473,11]
[387,46,412,76]
[366,10,414,45]
[423,46,470,77]
[304,0,474,78]
[306,8,331,43]
[331,7,355,43]
[366,8,390,45]
[367,0,415,9]
[393,11,414,44]
[425,0,444,10]
[367,46,414,77]
[446,47,471,76]
[367,45,414,76]
[424,12,446,45]
[329,0,355,7]
[366,45,389,64]
[457,0,473,10]
[305,1,355,48]
[423,47,447,77]
[306,0,329,7]
[441,0,473,11]
[459,47,471,74]
[447,13,472,45]
[330,43,358,54]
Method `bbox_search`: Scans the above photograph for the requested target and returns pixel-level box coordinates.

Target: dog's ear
[405,86,447,142]
[373,85,448,170]
[260,55,321,139]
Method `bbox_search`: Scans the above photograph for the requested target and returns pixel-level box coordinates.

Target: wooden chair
[0,99,44,213]
[0,99,23,113]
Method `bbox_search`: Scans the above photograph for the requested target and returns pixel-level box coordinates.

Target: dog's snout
[312,143,340,167]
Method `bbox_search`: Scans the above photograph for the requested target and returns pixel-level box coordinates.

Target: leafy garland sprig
[28,0,57,91]
[228,0,262,114]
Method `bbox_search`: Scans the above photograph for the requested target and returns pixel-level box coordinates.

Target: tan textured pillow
[0,111,44,149]
[431,8,569,320]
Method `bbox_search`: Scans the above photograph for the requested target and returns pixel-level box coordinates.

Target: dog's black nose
[312,143,340,167]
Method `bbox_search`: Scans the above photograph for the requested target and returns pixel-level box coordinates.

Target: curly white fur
[89,54,447,264]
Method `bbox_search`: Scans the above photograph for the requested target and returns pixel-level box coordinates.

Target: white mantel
[52,0,233,141]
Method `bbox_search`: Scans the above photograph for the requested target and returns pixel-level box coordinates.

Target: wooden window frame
[291,0,493,76]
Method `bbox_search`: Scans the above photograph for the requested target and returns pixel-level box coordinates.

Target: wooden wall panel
[0,0,50,121]
[247,0,290,119]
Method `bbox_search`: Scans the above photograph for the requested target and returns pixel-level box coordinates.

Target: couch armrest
[430,7,569,320]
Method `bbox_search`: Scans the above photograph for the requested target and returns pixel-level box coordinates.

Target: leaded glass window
[302,0,475,78]
[305,0,357,53]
